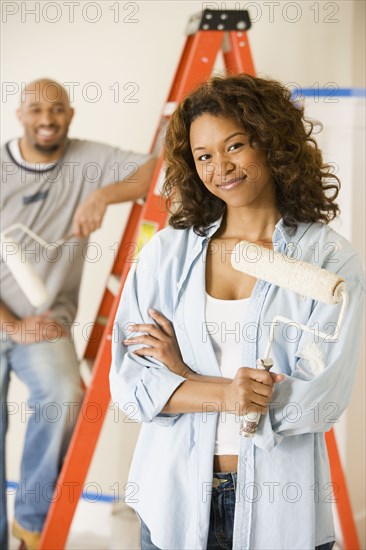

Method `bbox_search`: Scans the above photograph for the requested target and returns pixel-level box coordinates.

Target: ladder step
[96,315,108,326]
[163,102,177,116]
[107,274,121,296]
[79,359,93,386]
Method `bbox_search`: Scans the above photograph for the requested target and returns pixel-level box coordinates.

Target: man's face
[17,82,74,155]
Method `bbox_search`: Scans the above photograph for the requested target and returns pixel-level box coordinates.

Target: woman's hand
[223,367,284,416]
[123,309,193,378]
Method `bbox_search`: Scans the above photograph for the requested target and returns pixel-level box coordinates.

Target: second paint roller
[0,223,74,308]
[231,240,349,437]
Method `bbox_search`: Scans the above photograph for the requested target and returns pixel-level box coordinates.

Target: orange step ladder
[37,9,360,549]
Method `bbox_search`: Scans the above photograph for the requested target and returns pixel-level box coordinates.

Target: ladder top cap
[187,9,251,35]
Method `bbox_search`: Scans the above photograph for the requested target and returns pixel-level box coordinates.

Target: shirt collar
[5,138,70,173]
[205,215,224,238]
[273,218,312,247]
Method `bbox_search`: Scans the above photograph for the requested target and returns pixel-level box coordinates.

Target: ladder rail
[325,429,361,549]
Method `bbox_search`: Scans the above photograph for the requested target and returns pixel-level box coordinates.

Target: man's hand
[71,158,157,238]
[123,309,193,378]
[8,314,68,345]
[72,189,107,238]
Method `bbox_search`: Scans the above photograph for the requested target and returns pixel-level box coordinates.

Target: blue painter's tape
[6,481,19,491]
[81,493,116,503]
[291,88,366,98]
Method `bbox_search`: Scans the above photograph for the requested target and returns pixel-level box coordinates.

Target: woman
[110,74,364,550]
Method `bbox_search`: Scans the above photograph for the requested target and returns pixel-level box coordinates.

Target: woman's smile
[216,175,247,191]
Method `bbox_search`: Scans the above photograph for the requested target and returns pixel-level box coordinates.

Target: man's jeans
[0,334,83,550]
[140,472,336,550]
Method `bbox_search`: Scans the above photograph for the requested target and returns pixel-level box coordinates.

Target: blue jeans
[0,334,83,550]
[207,472,238,550]
[139,472,336,550]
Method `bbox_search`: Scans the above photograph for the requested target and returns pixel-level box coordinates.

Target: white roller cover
[1,237,49,307]
[232,241,345,305]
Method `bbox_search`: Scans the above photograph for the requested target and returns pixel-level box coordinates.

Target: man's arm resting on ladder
[72,157,157,237]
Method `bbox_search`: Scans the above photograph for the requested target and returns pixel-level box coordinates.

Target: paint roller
[0,223,72,308]
[231,240,349,437]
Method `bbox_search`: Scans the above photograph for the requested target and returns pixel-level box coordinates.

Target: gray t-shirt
[1,138,149,323]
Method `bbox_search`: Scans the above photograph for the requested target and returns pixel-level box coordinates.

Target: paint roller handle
[239,358,274,438]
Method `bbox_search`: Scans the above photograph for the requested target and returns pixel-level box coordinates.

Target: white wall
[2,0,365,545]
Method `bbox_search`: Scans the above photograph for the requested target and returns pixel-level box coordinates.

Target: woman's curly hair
[162,74,340,235]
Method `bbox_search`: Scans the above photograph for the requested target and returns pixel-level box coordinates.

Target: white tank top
[205,292,249,455]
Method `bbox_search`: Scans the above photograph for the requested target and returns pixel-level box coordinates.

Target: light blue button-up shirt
[110,217,364,550]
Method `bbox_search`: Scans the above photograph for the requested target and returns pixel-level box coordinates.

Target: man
[0,78,156,549]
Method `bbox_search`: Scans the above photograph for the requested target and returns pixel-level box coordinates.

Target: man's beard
[34,142,61,154]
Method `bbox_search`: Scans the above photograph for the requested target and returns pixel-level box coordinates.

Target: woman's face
[189,114,276,210]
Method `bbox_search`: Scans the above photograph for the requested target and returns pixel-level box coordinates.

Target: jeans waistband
[212,472,237,490]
